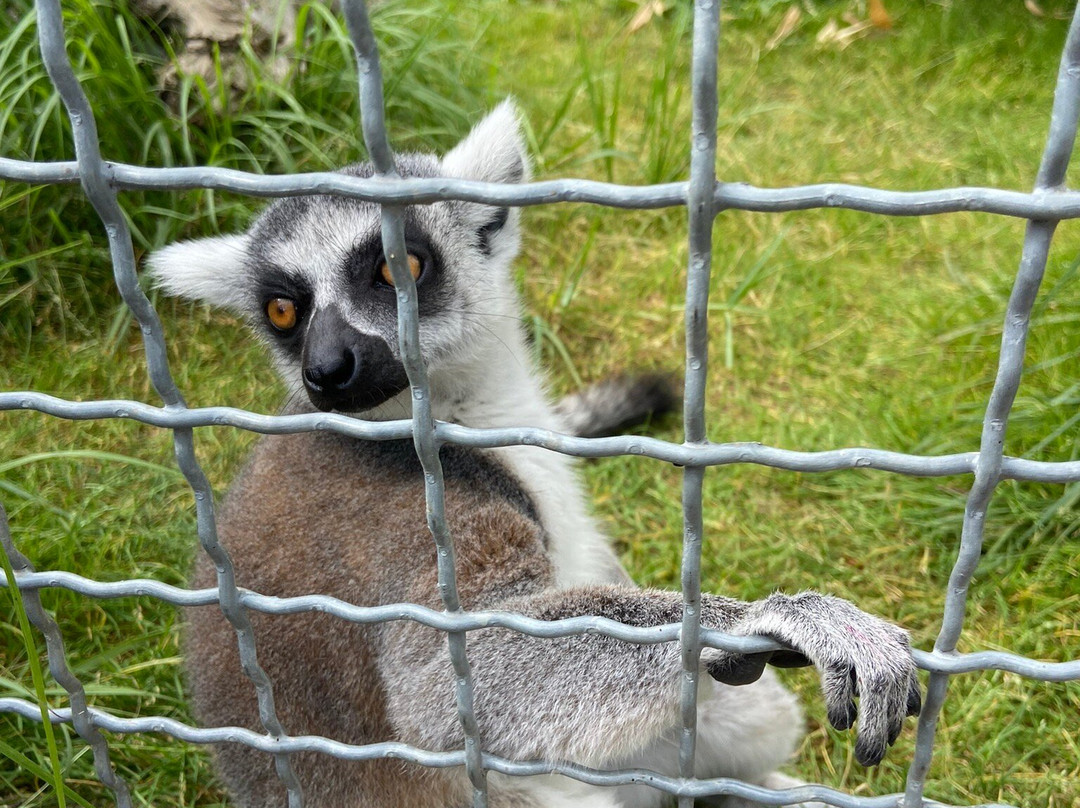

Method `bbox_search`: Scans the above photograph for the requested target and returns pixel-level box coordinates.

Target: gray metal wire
[30,0,307,803]
[6,157,1080,219]
[1,0,1079,807]
[902,6,1080,805]
[0,697,1018,808]
[340,1,489,803]
[4,567,1079,681]
[676,4,722,806]
[0,504,133,808]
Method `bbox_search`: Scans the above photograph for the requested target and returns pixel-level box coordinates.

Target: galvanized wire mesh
[1,1,1079,807]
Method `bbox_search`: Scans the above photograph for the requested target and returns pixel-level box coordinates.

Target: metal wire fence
[1,1,1079,807]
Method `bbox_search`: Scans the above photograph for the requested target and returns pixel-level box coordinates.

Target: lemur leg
[497,673,817,808]
[380,587,919,779]
[607,670,805,808]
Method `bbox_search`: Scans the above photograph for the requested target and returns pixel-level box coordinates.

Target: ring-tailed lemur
[148,101,920,808]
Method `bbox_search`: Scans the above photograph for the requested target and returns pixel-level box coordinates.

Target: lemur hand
[703,592,921,766]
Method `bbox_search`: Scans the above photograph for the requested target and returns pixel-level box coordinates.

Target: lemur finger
[854,730,889,767]
[887,710,905,746]
[823,664,857,731]
[768,649,811,668]
[852,679,894,766]
[707,645,811,686]
[705,651,771,686]
[858,668,913,763]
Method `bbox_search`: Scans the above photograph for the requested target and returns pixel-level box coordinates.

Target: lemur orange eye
[378,253,422,286]
[266,298,298,331]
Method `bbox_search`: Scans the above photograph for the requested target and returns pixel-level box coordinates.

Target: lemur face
[148,101,528,413]
[239,154,516,413]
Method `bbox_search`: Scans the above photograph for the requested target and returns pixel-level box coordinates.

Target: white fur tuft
[145,234,252,310]
[440,99,531,184]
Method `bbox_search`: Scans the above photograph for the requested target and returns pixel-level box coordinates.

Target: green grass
[0,0,491,340]
[2,0,1080,805]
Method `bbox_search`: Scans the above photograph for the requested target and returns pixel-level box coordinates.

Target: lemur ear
[440,99,531,185]
[146,233,252,311]
[440,100,531,253]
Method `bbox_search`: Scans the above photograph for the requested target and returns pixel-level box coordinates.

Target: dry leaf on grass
[869,0,893,30]
[627,0,666,34]
[816,0,895,51]
[766,6,802,51]
[816,18,873,50]
[1022,0,1070,18]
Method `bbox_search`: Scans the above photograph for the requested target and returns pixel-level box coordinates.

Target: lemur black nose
[300,305,410,412]
[303,348,357,393]
[302,306,362,399]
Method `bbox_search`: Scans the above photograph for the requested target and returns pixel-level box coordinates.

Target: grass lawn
[2,0,1079,805]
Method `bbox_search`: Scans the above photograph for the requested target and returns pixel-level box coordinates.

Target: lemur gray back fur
[148,102,920,808]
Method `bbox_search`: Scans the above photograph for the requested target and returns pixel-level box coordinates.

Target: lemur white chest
[433,355,629,589]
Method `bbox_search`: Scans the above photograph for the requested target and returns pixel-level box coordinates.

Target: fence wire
[1,1,1079,807]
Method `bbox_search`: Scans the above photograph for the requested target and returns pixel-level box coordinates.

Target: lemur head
[148,101,529,414]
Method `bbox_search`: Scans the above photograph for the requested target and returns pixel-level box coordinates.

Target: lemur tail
[555,374,680,438]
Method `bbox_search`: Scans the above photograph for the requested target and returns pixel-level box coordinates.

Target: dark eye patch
[343,214,444,286]
[339,222,452,322]
[477,207,510,255]
[255,271,312,308]
[253,268,313,351]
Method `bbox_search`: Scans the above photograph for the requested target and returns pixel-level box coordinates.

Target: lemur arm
[378,586,920,768]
